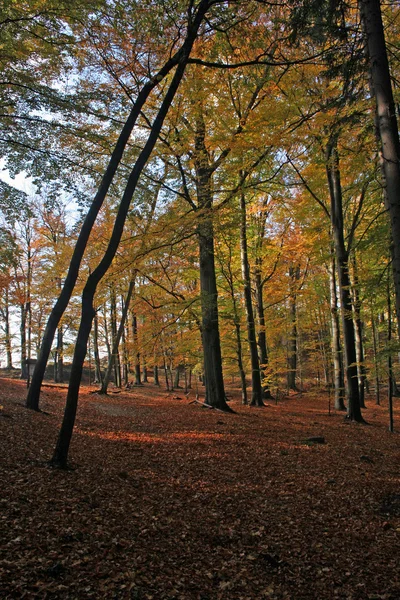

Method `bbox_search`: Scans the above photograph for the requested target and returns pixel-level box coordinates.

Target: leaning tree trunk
[328,251,346,410]
[326,139,363,422]
[25,30,201,412]
[50,32,204,468]
[360,0,400,339]
[239,189,264,406]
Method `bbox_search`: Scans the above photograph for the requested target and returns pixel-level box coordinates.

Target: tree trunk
[25,24,202,412]
[287,265,300,392]
[240,189,264,406]
[93,310,102,384]
[4,288,13,369]
[132,312,142,386]
[110,287,121,388]
[326,139,363,422]
[351,254,366,408]
[54,325,64,383]
[142,363,148,383]
[387,276,394,432]
[154,364,160,386]
[20,303,27,379]
[100,277,135,394]
[254,263,272,399]
[360,0,400,339]
[121,310,129,386]
[174,365,181,389]
[195,112,231,412]
[370,305,380,405]
[328,252,346,410]
[50,30,203,467]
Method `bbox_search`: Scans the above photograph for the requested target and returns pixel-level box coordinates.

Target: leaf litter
[1,377,399,599]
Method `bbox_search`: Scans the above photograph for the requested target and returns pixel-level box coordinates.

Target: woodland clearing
[0,377,399,600]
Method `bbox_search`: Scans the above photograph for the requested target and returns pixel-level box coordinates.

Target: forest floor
[1,377,400,600]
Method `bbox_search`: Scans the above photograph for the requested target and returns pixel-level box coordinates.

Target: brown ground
[0,377,399,600]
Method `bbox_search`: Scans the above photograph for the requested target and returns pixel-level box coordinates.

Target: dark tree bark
[329,251,346,410]
[154,364,160,386]
[360,0,400,339]
[326,138,363,422]
[195,113,232,412]
[26,29,201,412]
[239,190,264,406]
[50,7,209,467]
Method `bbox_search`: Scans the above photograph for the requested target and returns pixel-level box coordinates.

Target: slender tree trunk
[4,288,13,369]
[132,312,142,386]
[163,357,170,391]
[93,310,102,384]
[26,29,199,412]
[20,303,27,379]
[142,358,148,383]
[326,139,363,422]
[110,287,121,388]
[254,264,272,399]
[387,277,394,432]
[328,252,346,410]
[122,317,129,386]
[240,189,264,406]
[351,254,366,408]
[100,277,135,394]
[287,265,300,392]
[230,293,248,405]
[50,29,204,467]
[360,0,400,339]
[371,306,380,405]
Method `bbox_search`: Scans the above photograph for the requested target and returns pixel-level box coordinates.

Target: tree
[359,0,400,338]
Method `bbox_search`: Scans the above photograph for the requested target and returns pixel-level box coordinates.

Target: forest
[1,0,400,598]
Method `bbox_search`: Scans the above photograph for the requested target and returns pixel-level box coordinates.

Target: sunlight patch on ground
[77,429,227,443]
